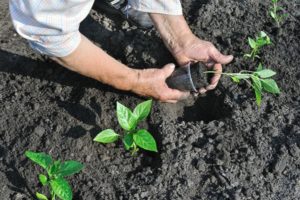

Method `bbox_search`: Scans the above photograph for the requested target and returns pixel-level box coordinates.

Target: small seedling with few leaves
[25,151,84,200]
[94,100,157,155]
[204,64,280,106]
[270,0,288,27]
[244,31,271,60]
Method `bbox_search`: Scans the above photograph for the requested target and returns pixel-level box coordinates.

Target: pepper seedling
[94,100,157,155]
[25,151,84,200]
[270,0,288,27]
[204,63,280,106]
[244,31,271,60]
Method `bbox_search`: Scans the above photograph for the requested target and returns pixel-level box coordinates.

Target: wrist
[115,67,140,92]
[150,14,193,54]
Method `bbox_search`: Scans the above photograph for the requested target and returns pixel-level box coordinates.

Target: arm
[52,34,137,92]
[9,0,189,103]
[52,34,189,103]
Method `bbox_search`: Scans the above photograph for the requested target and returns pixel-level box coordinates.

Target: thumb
[162,63,176,77]
[210,47,233,64]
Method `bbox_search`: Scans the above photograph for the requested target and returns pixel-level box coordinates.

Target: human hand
[172,34,234,93]
[131,64,190,103]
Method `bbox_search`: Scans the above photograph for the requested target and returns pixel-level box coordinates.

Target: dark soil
[1,0,300,199]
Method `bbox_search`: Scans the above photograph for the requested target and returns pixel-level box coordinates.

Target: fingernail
[193,93,199,97]
[169,63,175,69]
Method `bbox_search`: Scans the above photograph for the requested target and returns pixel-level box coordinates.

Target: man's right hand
[132,64,190,103]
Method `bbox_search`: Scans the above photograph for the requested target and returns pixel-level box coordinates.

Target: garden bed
[0,0,300,199]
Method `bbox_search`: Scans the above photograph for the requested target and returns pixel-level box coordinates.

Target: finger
[209,47,233,64]
[206,63,222,90]
[164,89,190,101]
[179,91,190,100]
[162,63,176,77]
[199,87,207,94]
[169,90,190,100]
[165,100,178,103]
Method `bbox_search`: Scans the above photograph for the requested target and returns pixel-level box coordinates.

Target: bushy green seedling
[94,100,157,155]
[244,31,271,60]
[270,0,288,27]
[204,64,280,106]
[25,151,84,200]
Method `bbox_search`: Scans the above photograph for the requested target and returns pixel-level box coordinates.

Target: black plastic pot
[166,62,207,92]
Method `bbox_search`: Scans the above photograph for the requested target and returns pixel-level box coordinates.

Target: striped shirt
[9,0,182,57]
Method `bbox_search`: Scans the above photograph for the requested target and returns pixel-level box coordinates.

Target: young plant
[270,0,288,27]
[204,64,280,106]
[25,151,84,200]
[94,100,157,155]
[244,31,271,60]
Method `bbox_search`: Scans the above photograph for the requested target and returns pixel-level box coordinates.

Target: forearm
[150,14,193,55]
[52,34,138,91]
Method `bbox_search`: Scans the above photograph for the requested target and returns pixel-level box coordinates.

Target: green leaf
[251,76,262,106]
[117,102,137,131]
[270,11,276,19]
[93,129,119,144]
[254,69,276,78]
[248,38,256,49]
[261,79,280,94]
[133,100,152,121]
[49,160,61,176]
[282,13,289,18]
[38,174,48,186]
[231,76,240,83]
[123,133,134,150]
[133,130,157,152]
[251,75,262,90]
[25,151,53,171]
[266,36,271,44]
[36,192,48,200]
[257,63,263,71]
[254,87,262,106]
[50,178,72,200]
[57,161,84,177]
[260,31,267,37]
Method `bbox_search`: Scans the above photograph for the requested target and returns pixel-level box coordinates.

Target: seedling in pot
[94,100,157,155]
[25,151,84,200]
[270,0,288,27]
[244,31,271,60]
[204,63,280,106]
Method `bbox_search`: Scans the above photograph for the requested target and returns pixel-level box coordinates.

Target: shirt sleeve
[129,0,183,15]
[9,0,94,57]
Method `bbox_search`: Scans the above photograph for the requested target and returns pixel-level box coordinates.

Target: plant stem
[203,71,256,89]
[203,71,253,77]
[51,189,56,200]
[131,143,139,156]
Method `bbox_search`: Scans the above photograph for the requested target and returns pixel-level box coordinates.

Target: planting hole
[179,91,232,123]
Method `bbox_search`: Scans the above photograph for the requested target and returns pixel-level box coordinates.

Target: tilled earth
[1,0,300,199]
